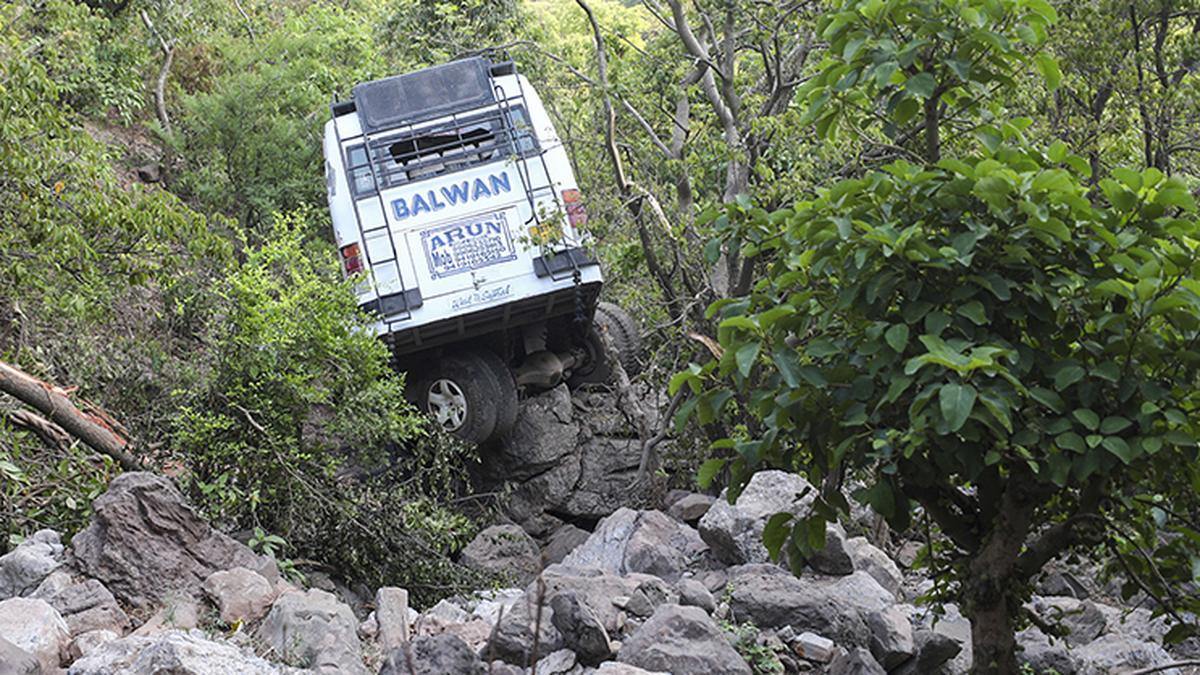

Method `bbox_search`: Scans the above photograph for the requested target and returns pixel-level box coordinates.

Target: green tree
[680,138,1200,671]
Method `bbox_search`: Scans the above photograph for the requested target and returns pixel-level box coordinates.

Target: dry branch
[0,361,140,470]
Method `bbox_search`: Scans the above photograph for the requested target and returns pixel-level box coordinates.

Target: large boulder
[1075,633,1178,675]
[550,591,613,665]
[0,530,64,600]
[68,630,290,674]
[910,603,972,674]
[459,524,541,585]
[259,589,367,674]
[44,578,130,637]
[561,508,708,581]
[202,567,276,624]
[845,537,903,596]
[667,493,715,524]
[0,597,69,671]
[617,604,751,675]
[379,634,486,675]
[698,470,817,565]
[0,636,40,675]
[488,588,564,666]
[542,525,590,566]
[70,472,261,609]
[1027,596,1107,647]
[727,565,893,646]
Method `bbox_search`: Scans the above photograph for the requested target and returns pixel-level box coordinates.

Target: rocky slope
[0,389,1192,674]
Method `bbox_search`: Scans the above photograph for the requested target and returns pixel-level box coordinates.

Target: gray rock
[617,604,751,675]
[558,437,648,519]
[0,636,40,675]
[675,578,716,614]
[1075,633,1178,675]
[489,661,526,675]
[70,472,259,610]
[892,629,963,675]
[727,566,893,646]
[494,385,578,481]
[594,663,670,675]
[0,530,64,600]
[68,629,291,674]
[135,162,162,183]
[551,591,613,665]
[1028,596,1106,647]
[845,537,903,596]
[0,597,69,671]
[1037,570,1090,599]
[667,494,714,524]
[534,648,576,674]
[829,647,886,675]
[561,508,707,581]
[68,629,120,661]
[489,588,564,666]
[379,633,485,675]
[376,586,411,653]
[537,565,648,634]
[1095,603,1174,644]
[1016,626,1079,675]
[911,603,972,674]
[259,589,367,674]
[460,524,542,585]
[543,525,591,566]
[469,588,523,627]
[807,522,854,576]
[202,567,275,624]
[698,470,816,565]
[867,605,915,669]
[45,578,130,636]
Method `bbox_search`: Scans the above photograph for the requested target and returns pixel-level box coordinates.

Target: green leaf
[1056,432,1085,453]
[1073,408,1100,430]
[1030,387,1066,413]
[1101,436,1136,464]
[956,301,987,325]
[939,383,978,432]
[1053,364,1086,389]
[1100,416,1132,434]
[885,324,910,353]
[774,348,805,388]
[697,458,727,489]
[904,72,937,99]
[807,338,840,358]
[736,342,761,377]
[1035,53,1062,91]
[763,512,794,561]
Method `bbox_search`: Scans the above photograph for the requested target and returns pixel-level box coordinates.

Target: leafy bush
[682,135,1200,669]
[172,211,481,601]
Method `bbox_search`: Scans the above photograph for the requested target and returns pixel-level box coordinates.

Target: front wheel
[410,349,517,445]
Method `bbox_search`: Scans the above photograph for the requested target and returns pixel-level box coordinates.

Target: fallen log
[0,361,140,470]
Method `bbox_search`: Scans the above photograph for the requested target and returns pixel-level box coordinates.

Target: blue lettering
[486,221,502,235]
[489,172,512,195]
[411,194,430,216]
[441,182,470,205]
[471,178,491,200]
[466,221,484,236]
[393,198,410,220]
[429,234,446,251]
[429,190,446,210]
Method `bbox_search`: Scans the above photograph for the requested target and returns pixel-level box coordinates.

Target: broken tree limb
[0,361,140,470]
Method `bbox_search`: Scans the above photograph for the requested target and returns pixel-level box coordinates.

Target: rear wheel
[411,349,517,445]
[568,303,641,387]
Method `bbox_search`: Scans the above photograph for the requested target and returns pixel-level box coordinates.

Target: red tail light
[562,189,587,228]
[340,242,364,276]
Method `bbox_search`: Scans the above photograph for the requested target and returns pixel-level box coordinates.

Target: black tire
[595,302,641,374]
[568,303,640,387]
[411,349,517,445]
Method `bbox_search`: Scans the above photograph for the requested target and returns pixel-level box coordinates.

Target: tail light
[340,242,364,276]
[562,188,587,228]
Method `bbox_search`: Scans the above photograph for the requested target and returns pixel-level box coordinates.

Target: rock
[866,605,915,669]
[674,578,716,614]
[469,588,523,627]
[829,647,886,675]
[376,586,412,653]
[202,566,275,625]
[1016,626,1079,675]
[667,494,714,524]
[460,524,542,585]
[1075,633,1178,675]
[259,588,367,674]
[70,472,260,610]
[489,589,564,666]
[1037,570,1090,599]
[379,633,485,675]
[69,629,288,674]
[794,631,835,662]
[489,661,526,675]
[807,522,854,576]
[558,436,649,519]
[561,508,707,581]
[595,663,670,675]
[1096,603,1174,644]
[45,578,130,637]
[543,525,591,566]
[698,470,817,565]
[0,636,40,675]
[135,162,162,183]
[0,530,64,601]
[728,566,893,646]
[131,594,201,635]
[69,629,120,660]
[30,568,74,600]
[534,648,576,674]
[617,604,751,675]
[911,603,972,674]
[893,629,962,675]
[845,537,903,596]
[0,597,69,671]
[494,385,578,481]
[537,565,647,634]
[551,591,613,665]
[1028,596,1106,647]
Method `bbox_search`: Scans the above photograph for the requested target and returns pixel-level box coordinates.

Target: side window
[507,106,538,155]
[345,144,376,197]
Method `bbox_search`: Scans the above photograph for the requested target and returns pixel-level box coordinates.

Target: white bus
[323,57,638,444]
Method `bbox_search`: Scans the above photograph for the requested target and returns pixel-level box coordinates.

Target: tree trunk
[965,592,1019,674]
